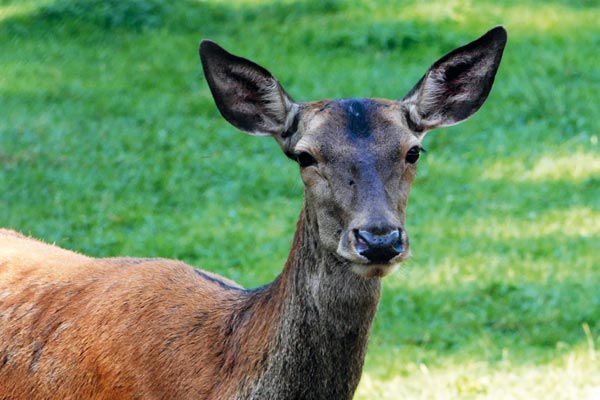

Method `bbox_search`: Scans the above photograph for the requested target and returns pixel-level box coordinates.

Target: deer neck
[246,205,382,399]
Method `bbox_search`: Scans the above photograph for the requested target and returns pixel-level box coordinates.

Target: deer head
[200,27,506,278]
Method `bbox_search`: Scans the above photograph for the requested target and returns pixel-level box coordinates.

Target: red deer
[0,27,506,399]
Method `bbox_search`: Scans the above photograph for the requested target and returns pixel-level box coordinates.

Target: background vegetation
[1,0,598,398]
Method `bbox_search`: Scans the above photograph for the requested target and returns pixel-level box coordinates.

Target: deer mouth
[350,263,401,278]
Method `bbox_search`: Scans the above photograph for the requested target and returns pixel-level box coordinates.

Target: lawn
[1,0,599,398]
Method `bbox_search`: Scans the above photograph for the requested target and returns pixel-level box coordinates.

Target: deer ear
[402,26,507,133]
[200,40,299,137]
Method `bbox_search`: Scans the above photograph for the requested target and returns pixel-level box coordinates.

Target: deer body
[0,28,506,399]
[0,212,377,399]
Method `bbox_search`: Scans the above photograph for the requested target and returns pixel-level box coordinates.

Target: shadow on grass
[379,173,599,366]
[411,172,600,225]
[3,0,592,53]
[518,0,598,8]
[374,273,599,368]
[1,0,343,35]
[0,0,436,63]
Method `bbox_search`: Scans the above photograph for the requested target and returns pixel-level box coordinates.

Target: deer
[0,27,506,399]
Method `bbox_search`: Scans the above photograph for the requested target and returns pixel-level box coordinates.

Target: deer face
[284,98,420,277]
[200,27,506,278]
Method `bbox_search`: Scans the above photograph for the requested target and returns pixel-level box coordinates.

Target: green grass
[1,0,599,397]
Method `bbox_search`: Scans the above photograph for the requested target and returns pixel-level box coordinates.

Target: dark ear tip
[486,26,508,46]
[199,39,224,59]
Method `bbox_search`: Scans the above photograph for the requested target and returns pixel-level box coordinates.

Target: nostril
[353,229,369,253]
[357,229,400,247]
[391,229,403,252]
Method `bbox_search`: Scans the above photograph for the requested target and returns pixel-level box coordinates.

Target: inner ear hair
[402,26,507,133]
[200,40,298,137]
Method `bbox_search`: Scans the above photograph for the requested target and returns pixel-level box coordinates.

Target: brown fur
[0,229,278,399]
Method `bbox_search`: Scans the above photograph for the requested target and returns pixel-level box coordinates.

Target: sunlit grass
[0,2,38,22]
[484,152,600,182]
[341,0,600,39]
[356,345,600,399]
[459,207,600,239]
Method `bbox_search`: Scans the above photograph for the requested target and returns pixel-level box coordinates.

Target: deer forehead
[295,98,419,160]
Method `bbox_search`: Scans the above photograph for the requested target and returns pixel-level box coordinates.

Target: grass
[1,0,599,397]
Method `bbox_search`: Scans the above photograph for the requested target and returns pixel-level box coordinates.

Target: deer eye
[295,152,318,168]
[405,146,424,164]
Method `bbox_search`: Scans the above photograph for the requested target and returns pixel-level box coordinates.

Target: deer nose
[354,228,403,264]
